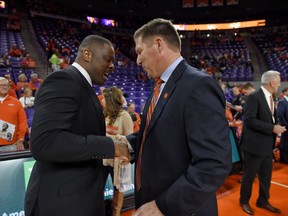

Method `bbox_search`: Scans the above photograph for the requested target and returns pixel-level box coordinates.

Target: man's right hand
[113,140,131,164]
[273,125,286,134]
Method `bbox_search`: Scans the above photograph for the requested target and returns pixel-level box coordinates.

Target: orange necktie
[135,78,164,191]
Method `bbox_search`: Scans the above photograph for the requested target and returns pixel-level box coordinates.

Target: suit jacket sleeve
[30,71,114,162]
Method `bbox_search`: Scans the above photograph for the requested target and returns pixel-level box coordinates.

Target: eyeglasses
[0,84,9,87]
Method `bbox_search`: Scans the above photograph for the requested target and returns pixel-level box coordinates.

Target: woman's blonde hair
[23,87,32,95]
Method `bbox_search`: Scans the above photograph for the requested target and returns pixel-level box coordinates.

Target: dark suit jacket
[128,60,232,216]
[277,97,288,126]
[25,66,115,216]
[240,88,277,156]
[277,97,288,147]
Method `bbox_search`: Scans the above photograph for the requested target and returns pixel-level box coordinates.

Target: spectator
[60,46,71,56]
[102,86,133,216]
[0,77,27,151]
[242,82,255,96]
[127,102,141,132]
[4,74,17,98]
[60,54,71,69]
[0,54,11,68]
[230,85,244,120]
[19,87,35,108]
[46,38,57,60]
[241,82,256,109]
[97,86,105,108]
[9,43,22,57]
[16,73,29,97]
[28,73,43,96]
[49,50,62,72]
[240,70,285,215]
[20,53,36,69]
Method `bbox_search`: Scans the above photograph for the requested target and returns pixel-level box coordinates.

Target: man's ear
[82,48,92,62]
[155,37,163,53]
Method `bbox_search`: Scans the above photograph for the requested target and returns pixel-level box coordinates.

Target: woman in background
[19,87,35,108]
[16,73,29,97]
[102,86,133,216]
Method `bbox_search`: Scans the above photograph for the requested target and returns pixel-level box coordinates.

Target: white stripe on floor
[271,181,288,188]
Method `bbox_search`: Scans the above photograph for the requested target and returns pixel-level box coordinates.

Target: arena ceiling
[54,0,288,23]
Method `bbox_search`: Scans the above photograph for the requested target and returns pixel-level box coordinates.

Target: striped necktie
[135,78,164,191]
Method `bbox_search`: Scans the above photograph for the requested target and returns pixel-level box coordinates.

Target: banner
[182,0,194,8]
[0,157,135,214]
[227,0,239,5]
[197,0,209,7]
[212,0,224,6]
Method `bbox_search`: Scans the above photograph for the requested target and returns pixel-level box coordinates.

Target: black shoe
[256,203,281,213]
[240,203,254,215]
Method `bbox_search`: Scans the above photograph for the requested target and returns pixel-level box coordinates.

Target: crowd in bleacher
[1,0,288,151]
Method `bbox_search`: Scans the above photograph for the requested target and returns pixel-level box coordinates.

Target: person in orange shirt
[20,53,36,69]
[28,73,43,96]
[97,86,105,108]
[4,74,17,98]
[16,73,29,97]
[127,102,141,132]
[9,44,22,57]
[0,77,27,151]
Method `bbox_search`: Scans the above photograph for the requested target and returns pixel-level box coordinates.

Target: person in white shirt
[19,87,35,108]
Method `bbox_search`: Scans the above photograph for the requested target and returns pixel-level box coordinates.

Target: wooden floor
[121,162,288,216]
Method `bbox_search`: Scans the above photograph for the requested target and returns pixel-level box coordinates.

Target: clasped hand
[113,135,131,165]
[132,200,164,216]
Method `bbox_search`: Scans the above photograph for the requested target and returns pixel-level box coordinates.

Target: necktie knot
[154,78,164,90]
[153,78,164,99]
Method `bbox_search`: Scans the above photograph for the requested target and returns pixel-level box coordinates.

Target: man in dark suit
[277,87,288,163]
[240,70,285,215]
[24,35,131,216]
[120,18,232,216]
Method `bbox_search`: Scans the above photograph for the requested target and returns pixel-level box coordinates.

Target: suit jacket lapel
[259,89,274,122]
[145,60,188,136]
[69,66,106,134]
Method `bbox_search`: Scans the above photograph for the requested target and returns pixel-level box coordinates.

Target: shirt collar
[261,86,272,98]
[72,62,92,86]
[160,56,183,83]
[284,95,288,101]
[0,94,8,103]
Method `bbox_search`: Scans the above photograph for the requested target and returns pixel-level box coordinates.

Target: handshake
[113,135,132,165]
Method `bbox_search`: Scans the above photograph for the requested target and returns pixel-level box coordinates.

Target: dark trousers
[240,150,273,205]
